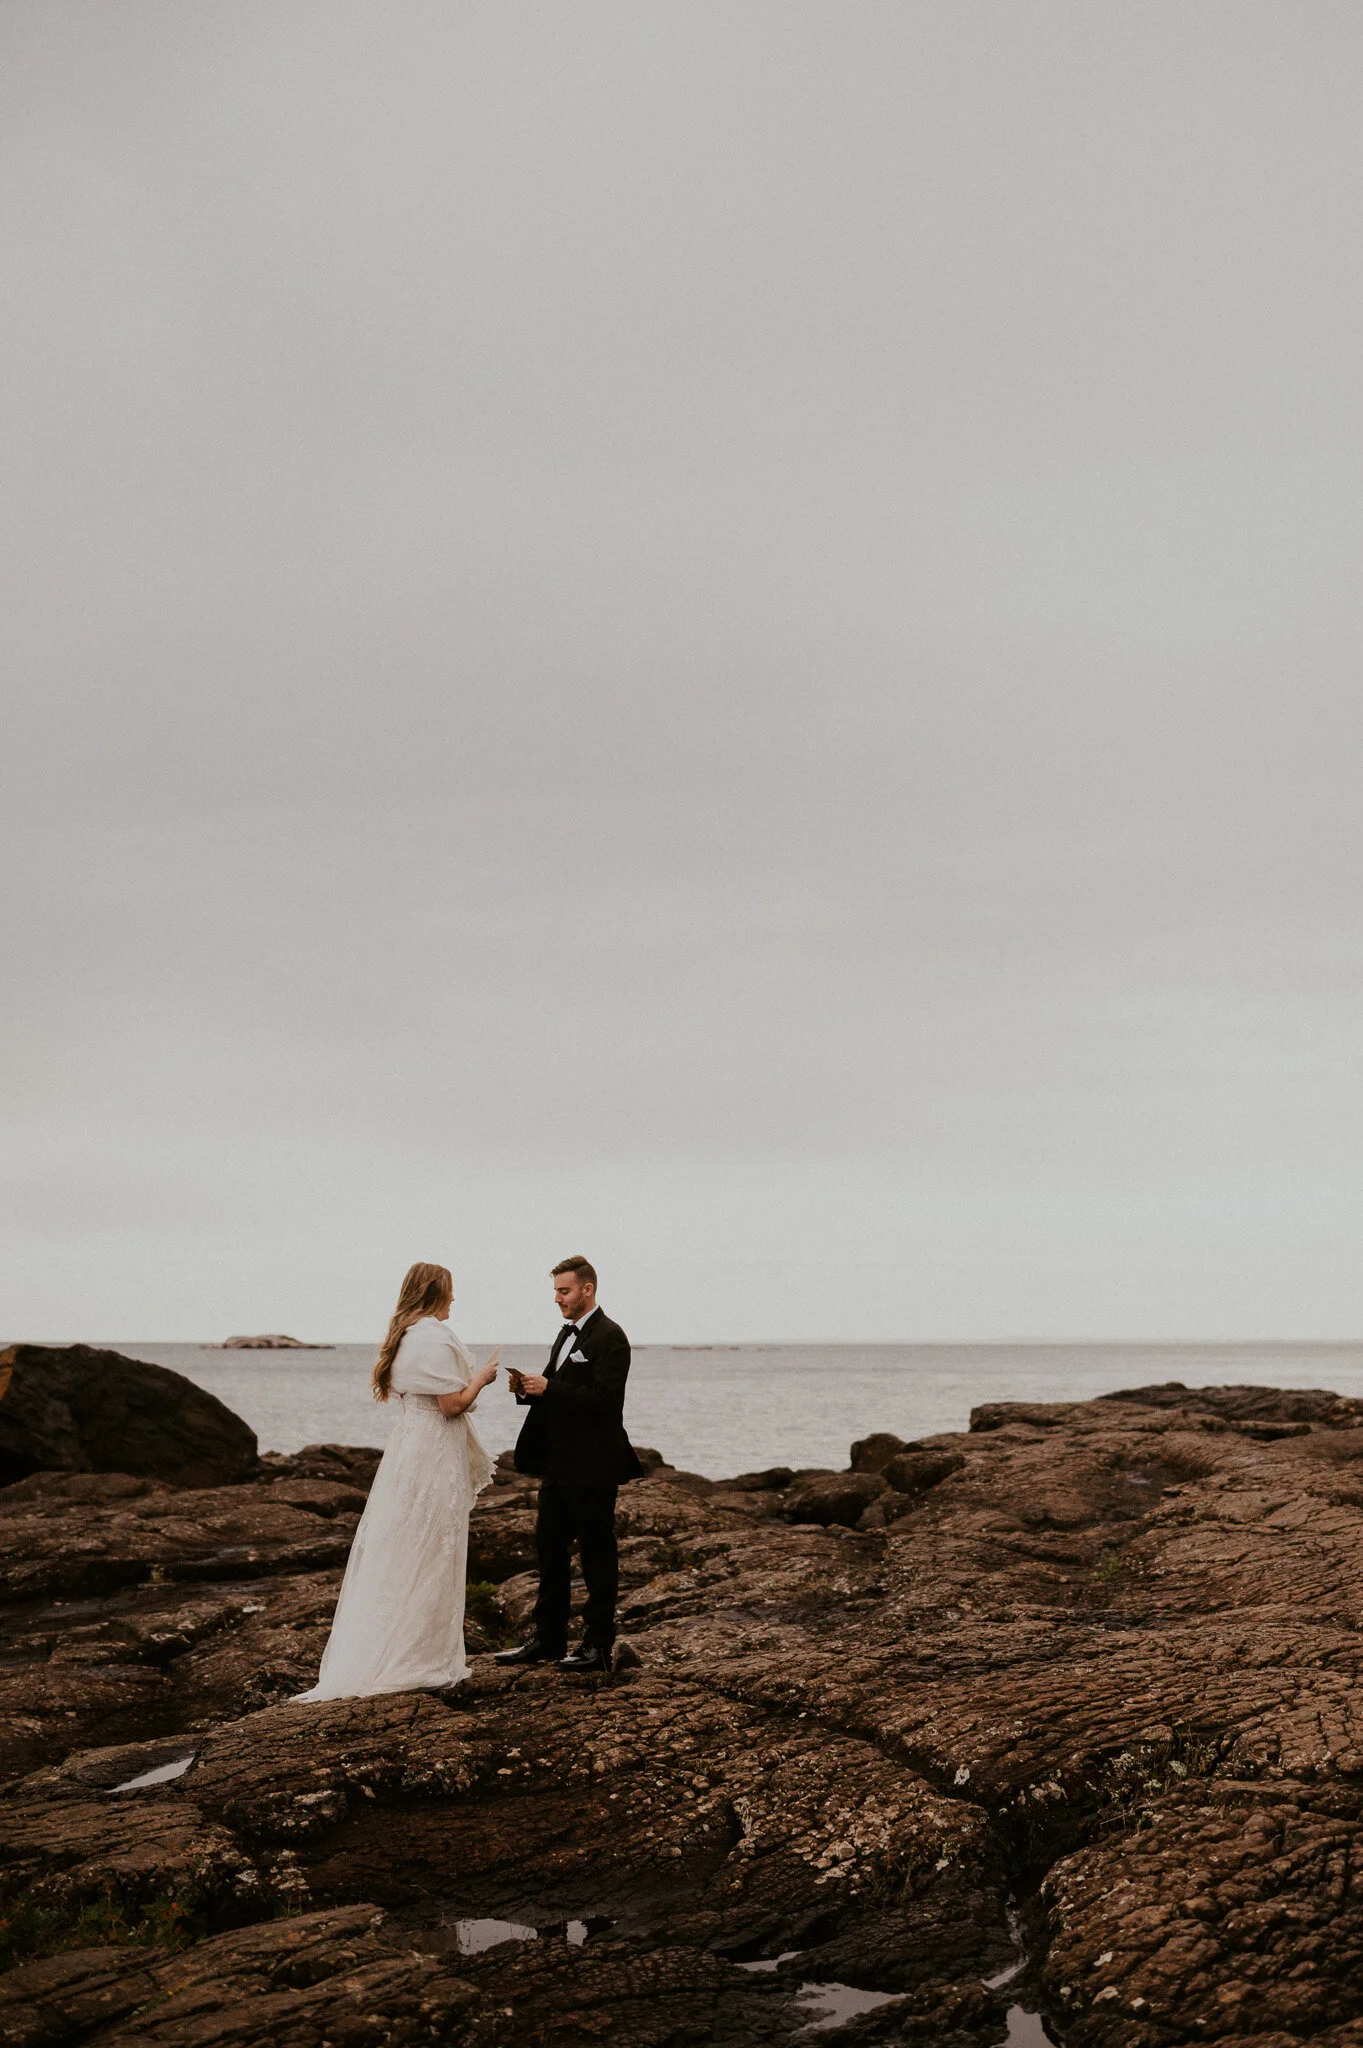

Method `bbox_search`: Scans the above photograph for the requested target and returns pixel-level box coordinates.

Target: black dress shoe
[558,1641,613,1674]
[493,1637,565,1666]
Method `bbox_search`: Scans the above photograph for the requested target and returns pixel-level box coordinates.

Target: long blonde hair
[372,1262,453,1401]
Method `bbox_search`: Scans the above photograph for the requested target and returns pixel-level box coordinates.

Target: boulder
[881,1446,966,1496]
[0,1345,257,1491]
[849,1430,907,1473]
[856,1489,921,1529]
[259,1443,382,1490]
[712,1466,794,1492]
[969,1401,1071,1432]
[783,1469,887,1526]
[1098,1379,1359,1425]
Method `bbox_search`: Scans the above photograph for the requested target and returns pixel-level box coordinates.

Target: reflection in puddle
[798,1981,900,2032]
[452,1915,614,1955]
[456,1917,538,1954]
[111,1754,196,1792]
[983,1899,1028,1990]
[792,1982,1051,2044]
[444,1916,1051,2042]
[1005,2007,1051,2047]
[979,1900,1052,2045]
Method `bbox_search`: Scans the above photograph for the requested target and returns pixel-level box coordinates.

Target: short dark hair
[551,1255,597,1288]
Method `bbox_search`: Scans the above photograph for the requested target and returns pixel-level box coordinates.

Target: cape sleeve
[443,1329,495,1497]
[391,1323,469,1397]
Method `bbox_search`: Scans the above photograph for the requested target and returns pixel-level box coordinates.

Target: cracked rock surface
[4,1379,1363,2043]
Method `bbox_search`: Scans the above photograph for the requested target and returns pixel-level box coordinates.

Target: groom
[495,1255,644,1674]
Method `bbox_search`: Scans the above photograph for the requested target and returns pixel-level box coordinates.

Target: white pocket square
[568,1350,588,1364]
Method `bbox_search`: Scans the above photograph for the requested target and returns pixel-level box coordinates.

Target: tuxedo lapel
[570,1310,607,1359]
[549,1310,605,1378]
[546,1322,579,1378]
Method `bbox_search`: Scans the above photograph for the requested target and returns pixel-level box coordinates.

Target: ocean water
[103,1340,1363,1479]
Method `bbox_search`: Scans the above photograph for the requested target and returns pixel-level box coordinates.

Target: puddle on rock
[437,1910,1051,2043]
[982,1897,1029,1991]
[1004,2008,1052,2047]
[451,1914,615,1956]
[111,1754,196,1792]
[797,1981,900,2032]
[455,1917,538,1955]
[973,1896,1055,2046]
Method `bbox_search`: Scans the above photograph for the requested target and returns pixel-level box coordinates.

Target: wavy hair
[372,1262,453,1401]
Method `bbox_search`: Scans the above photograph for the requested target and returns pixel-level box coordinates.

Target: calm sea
[99,1341,1363,1479]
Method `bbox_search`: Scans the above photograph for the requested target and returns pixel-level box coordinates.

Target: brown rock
[0,1778,268,1925]
[8,1384,1363,2044]
[0,1481,356,1606]
[881,1445,967,1495]
[849,1431,907,1473]
[0,1905,476,2047]
[0,1944,163,2046]
[467,1487,540,1583]
[1041,1793,1363,2044]
[713,1466,795,1491]
[783,1470,887,1527]
[259,1442,382,1489]
[0,1346,257,1491]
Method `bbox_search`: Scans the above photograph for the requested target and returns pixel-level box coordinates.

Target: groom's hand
[517,1373,548,1396]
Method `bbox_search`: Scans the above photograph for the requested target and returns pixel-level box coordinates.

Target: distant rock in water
[0,1343,258,1489]
[220,1334,334,1350]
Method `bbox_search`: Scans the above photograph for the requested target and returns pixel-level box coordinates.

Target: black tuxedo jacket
[512,1308,644,1486]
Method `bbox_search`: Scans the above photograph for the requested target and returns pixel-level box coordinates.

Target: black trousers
[531,1478,620,1650]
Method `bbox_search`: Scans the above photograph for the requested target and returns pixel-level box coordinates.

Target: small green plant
[0,1896,67,1970]
[1080,1545,1148,1607]
[140,1892,191,1948]
[465,1579,518,1647]
[0,1884,192,1972]
[1081,1729,1225,1839]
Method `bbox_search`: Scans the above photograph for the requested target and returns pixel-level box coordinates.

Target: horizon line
[24,1333,1363,1353]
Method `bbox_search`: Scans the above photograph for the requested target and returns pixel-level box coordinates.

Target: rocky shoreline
[3,1352,1363,2045]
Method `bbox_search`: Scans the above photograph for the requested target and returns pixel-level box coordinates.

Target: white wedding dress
[296,1318,494,1701]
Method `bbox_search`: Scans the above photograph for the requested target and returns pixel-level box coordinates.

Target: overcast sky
[4,2,1363,1343]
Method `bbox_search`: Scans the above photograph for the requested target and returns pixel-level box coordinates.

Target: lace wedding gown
[296,1318,494,1700]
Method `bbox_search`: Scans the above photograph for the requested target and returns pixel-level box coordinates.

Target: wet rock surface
[4,1383,1363,2042]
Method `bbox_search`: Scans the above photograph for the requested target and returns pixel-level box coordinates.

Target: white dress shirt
[550,1303,599,1368]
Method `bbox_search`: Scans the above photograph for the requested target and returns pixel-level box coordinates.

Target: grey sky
[4,3,1362,1342]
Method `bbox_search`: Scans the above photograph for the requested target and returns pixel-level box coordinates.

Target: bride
[296,1262,498,1701]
